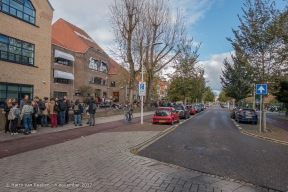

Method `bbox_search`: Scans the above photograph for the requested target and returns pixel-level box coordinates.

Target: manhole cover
[183,146,206,152]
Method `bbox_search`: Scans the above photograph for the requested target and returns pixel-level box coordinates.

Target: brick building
[51,18,128,103]
[0,0,54,107]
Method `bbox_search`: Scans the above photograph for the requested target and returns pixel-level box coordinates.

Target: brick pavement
[0,129,266,192]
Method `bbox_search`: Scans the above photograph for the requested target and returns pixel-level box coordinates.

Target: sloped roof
[108,66,117,75]
[52,18,104,53]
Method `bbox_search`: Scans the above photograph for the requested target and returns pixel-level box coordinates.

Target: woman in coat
[48,98,58,128]
[4,98,12,133]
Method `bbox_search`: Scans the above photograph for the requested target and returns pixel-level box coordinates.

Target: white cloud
[200,51,234,91]
[49,0,214,54]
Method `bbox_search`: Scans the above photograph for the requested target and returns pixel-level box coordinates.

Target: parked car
[173,105,190,119]
[152,107,179,125]
[230,107,240,119]
[235,108,258,124]
[205,103,210,108]
[194,104,201,113]
[199,103,205,111]
[186,105,196,115]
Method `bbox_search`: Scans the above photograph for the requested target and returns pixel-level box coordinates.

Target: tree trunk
[145,72,154,105]
[128,71,136,103]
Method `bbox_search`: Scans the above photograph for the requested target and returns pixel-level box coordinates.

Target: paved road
[266,115,288,131]
[138,106,288,191]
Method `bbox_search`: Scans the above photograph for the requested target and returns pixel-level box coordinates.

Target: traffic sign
[255,84,268,95]
[139,82,146,96]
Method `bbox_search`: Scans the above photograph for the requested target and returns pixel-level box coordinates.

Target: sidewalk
[0,119,268,192]
[0,111,155,142]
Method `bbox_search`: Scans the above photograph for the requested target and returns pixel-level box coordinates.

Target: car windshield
[155,109,170,116]
[173,105,184,110]
[242,110,255,115]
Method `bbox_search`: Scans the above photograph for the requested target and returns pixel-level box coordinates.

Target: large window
[55,58,69,65]
[94,77,102,85]
[54,78,69,84]
[0,0,36,24]
[100,61,108,73]
[89,57,99,71]
[54,91,67,99]
[0,82,33,107]
[0,34,34,65]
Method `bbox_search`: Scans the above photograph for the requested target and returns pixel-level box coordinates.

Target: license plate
[246,116,252,119]
[159,120,166,123]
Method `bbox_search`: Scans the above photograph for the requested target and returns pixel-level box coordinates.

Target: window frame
[55,58,69,65]
[0,0,36,25]
[0,33,35,66]
[54,78,69,84]
[0,82,34,108]
[53,91,67,99]
[110,81,116,87]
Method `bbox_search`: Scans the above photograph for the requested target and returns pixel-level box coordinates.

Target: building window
[0,0,36,24]
[100,61,108,73]
[54,78,69,84]
[75,89,81,96]
[110,81,116,87]
[54,91,67,99]
[113,92,119,102]
[0,34,34,65]
[0,82,33,107]
[102,80,106,86]
[94,77,102,85]
[55,58,69,65]
[89,57,98,70]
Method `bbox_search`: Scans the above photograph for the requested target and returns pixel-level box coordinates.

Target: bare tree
[109,0,188,103]
[109,0,144,102]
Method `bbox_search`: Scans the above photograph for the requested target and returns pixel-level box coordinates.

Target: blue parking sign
[255,84,267,95]
[139,82,146,96]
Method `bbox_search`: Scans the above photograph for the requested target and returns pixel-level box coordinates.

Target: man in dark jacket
[72,99,83,126]
[57,98,66,126]
[64,96,71,124]
[88,97,97,127]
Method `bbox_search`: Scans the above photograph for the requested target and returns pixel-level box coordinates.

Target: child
[10,102,20,135]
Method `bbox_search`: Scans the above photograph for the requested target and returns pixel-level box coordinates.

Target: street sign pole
[139,82,146,125]
[259,95,262,133]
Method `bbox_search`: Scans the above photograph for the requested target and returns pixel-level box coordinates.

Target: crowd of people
[3,95,97,135]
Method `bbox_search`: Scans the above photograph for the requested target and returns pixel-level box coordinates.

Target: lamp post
[140,42,162,125]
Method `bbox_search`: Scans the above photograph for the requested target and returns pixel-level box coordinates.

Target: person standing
[33,96,42,128]
[21,100,33,135]
[63,96,71,124]
[31,101,38,133]
[72,99,83,126]
[48,98,58,128]
[41,97,49,127]
[19,95,29,128]
[57,98,66,126]
[10,102,19,135]
[88,97,97,127]
[4,98,12,133]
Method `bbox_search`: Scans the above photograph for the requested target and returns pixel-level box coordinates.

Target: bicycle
[124,110,133,124]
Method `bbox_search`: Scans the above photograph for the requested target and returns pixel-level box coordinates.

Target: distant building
[51,18,127,102]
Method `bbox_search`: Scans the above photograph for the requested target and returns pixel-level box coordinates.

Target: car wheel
[171,119,174,125]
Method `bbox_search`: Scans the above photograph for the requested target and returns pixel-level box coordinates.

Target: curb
[229,117,288,146]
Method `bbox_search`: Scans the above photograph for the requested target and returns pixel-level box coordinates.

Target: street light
[140,42,162,125]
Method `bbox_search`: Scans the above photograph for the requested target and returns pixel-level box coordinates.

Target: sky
[49,0,287,95]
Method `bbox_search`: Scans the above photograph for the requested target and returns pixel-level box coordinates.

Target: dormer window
[100,61,107,73]
[0,0,36,24]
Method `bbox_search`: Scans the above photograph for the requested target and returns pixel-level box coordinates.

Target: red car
[186,105,196,115]
[152,107,180,125]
